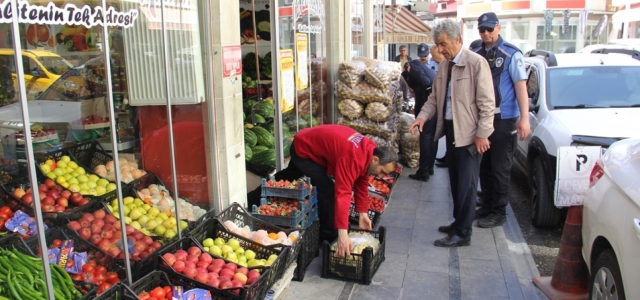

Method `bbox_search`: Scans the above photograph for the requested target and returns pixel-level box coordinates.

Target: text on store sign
[0,1,138,28]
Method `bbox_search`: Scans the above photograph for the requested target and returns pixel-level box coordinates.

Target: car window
[1,55,16,73]
[37,66,99,101]
[22,56,42,76]
[526,64,539,104]
[547,66,640,108]
[36,56,73,76]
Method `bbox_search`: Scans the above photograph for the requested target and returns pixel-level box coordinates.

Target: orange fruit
[268,233,279,240]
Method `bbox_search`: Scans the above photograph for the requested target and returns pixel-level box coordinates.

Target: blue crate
[252,190,318,229]
[261,177,312,199]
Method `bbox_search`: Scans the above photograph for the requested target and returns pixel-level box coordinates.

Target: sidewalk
[278,166,549,300]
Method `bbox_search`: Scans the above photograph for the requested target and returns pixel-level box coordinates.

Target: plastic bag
[330,231,381,255]
[401,133,420,168]
[338,99,365,120]
[338,61,367,88]
[365,102,392,122]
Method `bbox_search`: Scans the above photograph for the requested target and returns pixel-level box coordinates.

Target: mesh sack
[338,61,367,88]
[401,133,420,168]
[338,99,365,120]
[365,102,393,122]
[364,61,402,90]
[335,81,394,104]
[337,116,394,140]
[398,113,415,133]
[366,134,399,154]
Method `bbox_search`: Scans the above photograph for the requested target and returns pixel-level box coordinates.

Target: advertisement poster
[222,45,242,77]
[296,33,308,90]
[280,49,295,113]
[554,146,602,207]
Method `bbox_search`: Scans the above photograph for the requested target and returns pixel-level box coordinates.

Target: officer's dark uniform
[473,13,527,224]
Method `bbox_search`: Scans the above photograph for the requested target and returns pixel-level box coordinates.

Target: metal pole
[252,0,262,99]
[160,0,183,239]
[270,0,284,171]
[9,0,55,298]
[99,0,133,285]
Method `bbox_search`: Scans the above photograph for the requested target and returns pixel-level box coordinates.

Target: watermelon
[252,145,269,153]
[243,99,258,114]
[266,123,291,136]
[245,113,266,124]
[250,149,276,166]
[250,126,275,148]
[283,137,294,158]
[253,101,274,119]
[245,144,253,161]
[244,128,257,147]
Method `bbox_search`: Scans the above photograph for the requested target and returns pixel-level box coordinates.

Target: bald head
[430,44,444,64]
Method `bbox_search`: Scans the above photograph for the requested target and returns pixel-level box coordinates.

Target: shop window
[536,25,577,53]
[511,22,530,52]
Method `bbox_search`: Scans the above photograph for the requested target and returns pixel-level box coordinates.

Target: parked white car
[515,51,640,227]
[582,137,640,299]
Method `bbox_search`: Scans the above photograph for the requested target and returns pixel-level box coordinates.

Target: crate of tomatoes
[348,192,386,228]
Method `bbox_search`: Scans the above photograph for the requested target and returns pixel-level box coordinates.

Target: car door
[514,62,542,170]
[622,197,640,297]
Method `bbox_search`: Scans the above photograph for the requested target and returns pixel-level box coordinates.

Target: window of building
[511,22,530,52]
[536,25,577,53]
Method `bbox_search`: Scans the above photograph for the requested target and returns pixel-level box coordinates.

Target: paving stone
[460,259,510,299]
[350,285,402,300]
[458,242,500,261]
[459,258,505,276]
[420,184,450,202]
[415,201,451,220]
[371,252,408,288]
[406,242,450,273]
[402,270,449,300]
[380,226,412,254]
[377,207,415,229]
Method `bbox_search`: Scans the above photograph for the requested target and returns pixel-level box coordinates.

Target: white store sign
[555,146,602,207]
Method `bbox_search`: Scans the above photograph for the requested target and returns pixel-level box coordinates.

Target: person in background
[394,45,412,66]
[409,19,495,247]
[426,44,443,73]
[406,43,437,181]
[471,12,530,228]
[247,125,398,257]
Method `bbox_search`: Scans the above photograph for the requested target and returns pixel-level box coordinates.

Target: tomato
[72,273,83,281]
[94,265,107,275]
[105,272,119,284]
[0,206,12,216]
[138,292,151,300]
[97,282,112,295]
[149,287,165,299]
[82,271,94,283]
[0,217,5,230]
[163,286,172,298]
[0,212,9,221]
[51,239,62,248]
[81,263,94,274]
[93,272,106,285]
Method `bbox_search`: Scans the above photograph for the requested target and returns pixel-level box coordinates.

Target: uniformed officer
[472,12,531,228]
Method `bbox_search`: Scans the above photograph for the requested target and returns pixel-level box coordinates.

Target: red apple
[104,214,117,224]
[38,184,49,193]
[212,259,226,268]
[125,225,134,235]
[91,224,102,234]
[79,227,91,239]
[78,198,89,206]
[139,252,149,259]
[182,267,197,279]
[98,239,111,251]
[70,192,83,204]
[113,231,122,240]
[102,224,114,232]
[186,254,199,265]
[247,270,260,284]
[131,232,144,241]
[162,253,177,266]
[196,260,210,269]
[231,279,244,288]
[174,250,188,262]
[199,253,213,263]
[206,278,221,288]
[89,234,102,245]
[42,205,55,212]
[184,261,196,270]
[172,261,186,273]
[44,178,56,189]
[207,265,222,274]
[38,191,47,201]
[42,196,55,206]
[53,185,63,193]
[196,267,208,274]
[236,267,249,276]
[233,272,248,284]
[60,190,71,199]
[93,210,106,219]
[56,197,69,207]
[195,272,209,283]
[133,241,146,253]
[82,213,95,222]
[224,263,238,273]
[100,230,113,240]
[46,190,60,200]
[113,222,122,230]
[141,236,153,246]
[219,279,233,289]
[208,272,219,280]
[187,246,202,257]
[67,221,81,231]
[219,268,235,279]
[150,241,162,249]
[107,247,121,258]
[92,218,105,228]
[53,205,65,212]
[21,193,33,205]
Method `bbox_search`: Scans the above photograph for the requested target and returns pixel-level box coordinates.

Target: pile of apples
[201,236,278,268]
[40,156,117,197]
[161,246,262,292]
[66,208,163,261]
[12,178,91,212]
[106,196,188,240]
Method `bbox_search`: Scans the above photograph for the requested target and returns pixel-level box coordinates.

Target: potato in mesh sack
[352,56,377,67]
[366,134,398,154]
[398,112,415,133]
[401,133,420,168]
[338,60,367,88]
[335,81,394,104]
[365,102,393,122]
[364,61,402,90]
[337,116,394,139]
[338,99,364,120]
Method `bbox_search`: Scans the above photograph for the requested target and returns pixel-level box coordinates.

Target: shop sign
[296,23,321,34]
[222,45,242,78]
[280,49,295,113]
[385,33,432,44]
[296,33,308,90]
[0,1,138,28]
[554,146,602,207]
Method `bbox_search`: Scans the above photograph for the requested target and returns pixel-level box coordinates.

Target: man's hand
[409,118,426,135]
[335,229,353,258]
[516,117,530,141]
[474,136,491,154]
[359,213,372,230]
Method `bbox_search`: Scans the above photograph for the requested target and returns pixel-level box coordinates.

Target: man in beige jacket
[410,19,495,247]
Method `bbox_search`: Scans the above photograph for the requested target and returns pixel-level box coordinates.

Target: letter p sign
[576,154,588,172]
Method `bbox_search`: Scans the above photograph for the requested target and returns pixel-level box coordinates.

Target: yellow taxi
[0,49,73,101]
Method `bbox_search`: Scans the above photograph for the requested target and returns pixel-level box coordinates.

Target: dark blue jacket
[406,59,437,118]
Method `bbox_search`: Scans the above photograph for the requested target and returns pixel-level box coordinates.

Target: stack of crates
[251,177,318,229]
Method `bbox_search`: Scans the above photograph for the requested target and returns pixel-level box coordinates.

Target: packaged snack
[182,288,212,300]
[5,210,48,236]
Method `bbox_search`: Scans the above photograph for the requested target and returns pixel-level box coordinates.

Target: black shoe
[438,224,452,234]
[435,162,447,168]
[474,207,492,220]
[408,173,429,182]
[477,213,506,228]
[434,234,470,247]
[476,198,486,207]
[428,169,434,176]
[436,156,446,163]
[477,191,484,199]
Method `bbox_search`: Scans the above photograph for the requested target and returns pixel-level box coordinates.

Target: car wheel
[530,157,560,227]
[590,249,626,300]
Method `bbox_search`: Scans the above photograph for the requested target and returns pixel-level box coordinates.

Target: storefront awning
[384,5,432,44]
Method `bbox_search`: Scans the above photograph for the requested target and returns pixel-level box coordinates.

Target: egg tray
[348,192,385,229]
[214,202,304,271]
[251,190,318,230]
[156,236,283,300]
[321,227,386,285]
[187,218,288,289]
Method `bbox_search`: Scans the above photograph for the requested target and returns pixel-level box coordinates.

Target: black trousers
[417,116,438,175]
[246,142,338,242]
[445,120,482,238]
[479,116,517,215]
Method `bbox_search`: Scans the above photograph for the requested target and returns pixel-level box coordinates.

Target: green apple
[157,212,169,221]
[226,252,238,262]
[57,161,67,168]
[106,183,117,192]
[129,208,144,220]
[55,176,66,185]
[68,177,79,185]
[79,183,89,191]
[46,172,56,179]
[87,181,97,189]
[145,220,158,230]
[140,228,151,236]
[203,247,209,252]
[154,225,167,236]
[163,228,177,239]
[60,155,71,163]
[203,238,215,248]
[180,220,189,231]
[238,255,247,263]
[97,178,109,187]
[88,174,100,182]
[209,245,222,257]
[130,221,142,230]
[227,238,241,251]
[77,174,89,183]
[214,237,225,247]
[268,254,278,262]
[235,247,245,255]
[76,167,86,175]
[40,164,51,173]
[65,166,75,173]
[142,204,152,211]
[45,159,54,166]
[237,260,247,267]
[124,216,132,224]
[95,186,106,195]
[244,250,256,261]
[221,245,233,256]
[68,183,80,192]
[137,215,149,226]
[61,182,69,188]
[67,161,78,169]
[248,259,264,267]
[133,198,145,207]
[53,168,65,176]
[123,206,131,215]
[147,207,160,217]
[123,196,134,205]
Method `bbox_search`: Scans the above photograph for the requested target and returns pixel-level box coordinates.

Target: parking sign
[555,146,602,207]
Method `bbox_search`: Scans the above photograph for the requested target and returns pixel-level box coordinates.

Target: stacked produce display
[336,57,403,153]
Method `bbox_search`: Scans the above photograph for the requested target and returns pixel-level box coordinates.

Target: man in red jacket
[251,125,398,257]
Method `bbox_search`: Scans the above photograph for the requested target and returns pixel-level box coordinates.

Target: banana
[59,26,77,36]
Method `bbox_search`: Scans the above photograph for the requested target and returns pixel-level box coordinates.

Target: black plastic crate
[156,236,282,300]
[125,270,172,299]
[260,177,312,199]
[251,191,318,229]
[348,194,385,229]
[321,227,386,285]
[94,282,136,300]
[293,219,320,282]
[0,161,27,185]
[187,218,288,289]
[215,202,304,271]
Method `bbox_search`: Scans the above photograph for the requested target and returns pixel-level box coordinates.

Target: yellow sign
[280,49,295,113]
[296,33,308,90]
